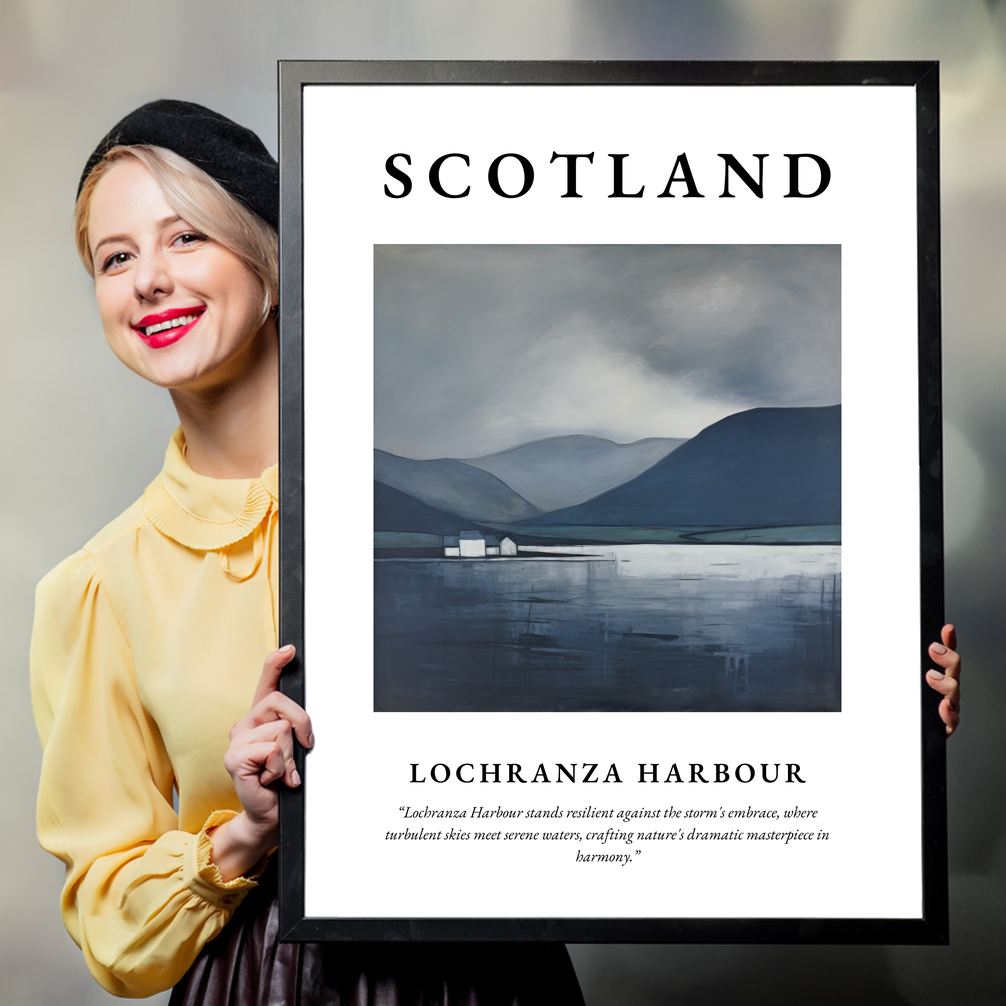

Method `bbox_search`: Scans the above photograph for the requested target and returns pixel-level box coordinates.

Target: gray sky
[375,244,840,459]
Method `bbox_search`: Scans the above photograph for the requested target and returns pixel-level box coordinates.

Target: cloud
[375,241,839,459]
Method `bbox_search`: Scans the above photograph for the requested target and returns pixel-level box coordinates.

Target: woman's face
[87,158,270,393]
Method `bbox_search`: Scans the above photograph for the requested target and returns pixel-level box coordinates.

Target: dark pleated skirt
[169,869,585,1006]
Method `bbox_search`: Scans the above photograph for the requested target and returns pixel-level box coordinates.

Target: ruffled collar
[143,428,278,551]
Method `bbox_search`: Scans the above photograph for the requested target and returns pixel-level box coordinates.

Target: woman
[31,100,585,1003]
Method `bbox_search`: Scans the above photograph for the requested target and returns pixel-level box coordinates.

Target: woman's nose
[133,249,173,302]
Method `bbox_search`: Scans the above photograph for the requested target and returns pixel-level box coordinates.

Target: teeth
[142,313,199,337]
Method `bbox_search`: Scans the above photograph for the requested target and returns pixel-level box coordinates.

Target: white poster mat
[301,84,919,920]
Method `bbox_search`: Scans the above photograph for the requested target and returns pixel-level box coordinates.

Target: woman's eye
[101,251,132,273]
[173,231,208,248]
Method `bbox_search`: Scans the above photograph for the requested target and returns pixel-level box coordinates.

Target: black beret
[78,99,278,228]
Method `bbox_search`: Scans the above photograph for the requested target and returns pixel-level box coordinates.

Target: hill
[374,482,472,536]
[463,435,687,511]
[374,450,541,524]
[537,405,840,528]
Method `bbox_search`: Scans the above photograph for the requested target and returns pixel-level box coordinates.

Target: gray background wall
[1,2,1002,1003]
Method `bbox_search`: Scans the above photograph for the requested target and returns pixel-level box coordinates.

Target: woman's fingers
[223,644,312,816]
[218,647,309,848]
[926,667,959,704]
[927,623,961,737]
[242,644,314,749]
[232,689,314,750]
[252,644,296,707]
[941,623,958,653]
[224,738,288,788]
[258,742,289,788]
[925,680,960,736]
[928,627,960,684]
[230,719,302,788]
[256,691,313,748]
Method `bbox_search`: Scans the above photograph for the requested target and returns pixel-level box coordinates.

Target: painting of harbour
[374,245,841,713]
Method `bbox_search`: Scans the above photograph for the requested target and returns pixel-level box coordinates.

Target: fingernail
[292,768,301,787]
[928,670,944,680]
[931,643,947,655]
[306,732,315,748]
[280,644,295,654]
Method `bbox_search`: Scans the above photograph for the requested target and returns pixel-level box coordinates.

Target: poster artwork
[373,244,841,714]
[286,63,943,942]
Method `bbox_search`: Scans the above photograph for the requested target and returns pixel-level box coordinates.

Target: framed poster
[277,61,946,943]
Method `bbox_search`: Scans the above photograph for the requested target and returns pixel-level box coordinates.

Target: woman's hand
[926,624,961,737]
[209,645,314,881]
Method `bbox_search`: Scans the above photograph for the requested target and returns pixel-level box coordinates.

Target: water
[374,544,841,713]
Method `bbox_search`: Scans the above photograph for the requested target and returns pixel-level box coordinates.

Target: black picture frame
[277,60,945,944]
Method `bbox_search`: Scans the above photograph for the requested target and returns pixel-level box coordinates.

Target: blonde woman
[32,100,585,1004]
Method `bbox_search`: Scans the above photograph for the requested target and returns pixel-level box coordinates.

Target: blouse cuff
[183,810,269,909]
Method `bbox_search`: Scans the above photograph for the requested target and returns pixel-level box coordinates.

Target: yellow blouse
[31,429,279,998]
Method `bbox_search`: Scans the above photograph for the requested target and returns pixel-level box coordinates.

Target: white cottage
[484,535,500,556]
[459,530,486,557]
[499,536,518,556]
[443,535,460,557]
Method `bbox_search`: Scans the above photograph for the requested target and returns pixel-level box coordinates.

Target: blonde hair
[75,145,278,323]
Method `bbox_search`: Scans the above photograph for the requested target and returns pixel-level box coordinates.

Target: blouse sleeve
[31,549,262,998]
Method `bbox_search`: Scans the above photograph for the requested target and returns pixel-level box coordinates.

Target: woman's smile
[133,305,207,347]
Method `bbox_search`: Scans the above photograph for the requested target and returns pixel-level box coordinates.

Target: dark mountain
[536,405,840,527]
[463,435,688,511]
[375,482,470,536]
[374,450,541,523]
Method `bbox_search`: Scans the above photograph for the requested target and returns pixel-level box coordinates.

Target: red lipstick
[132,306,205,349]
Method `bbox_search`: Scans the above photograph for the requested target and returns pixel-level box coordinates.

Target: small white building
[459,530,486,557]
[484,535,500,556]
[499,536,518,556]
[443,535,460,557]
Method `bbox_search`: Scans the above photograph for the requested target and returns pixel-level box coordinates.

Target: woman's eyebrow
[91,232,133,256]
[92,216,185,257]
